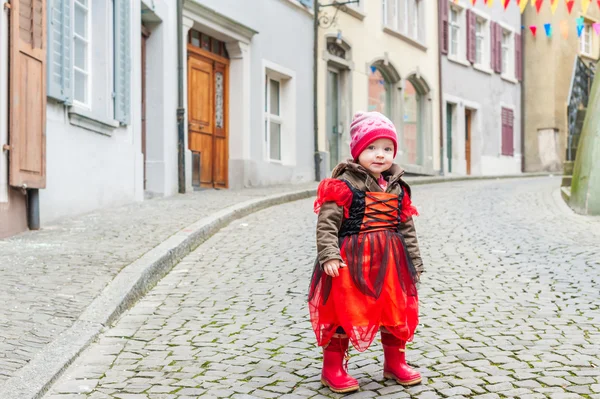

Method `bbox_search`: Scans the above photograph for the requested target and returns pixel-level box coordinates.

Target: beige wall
[317,0,440,175]
[523,4,600,172]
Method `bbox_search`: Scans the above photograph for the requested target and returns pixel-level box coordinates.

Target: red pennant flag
[597,0,600,8]
[471,0,477,4]
[503,0,511,8]
[535,0,544,12]
[566,0,575,13]
[529,25,538,37]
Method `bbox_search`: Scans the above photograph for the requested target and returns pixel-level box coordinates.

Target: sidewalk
[0,172,552,398]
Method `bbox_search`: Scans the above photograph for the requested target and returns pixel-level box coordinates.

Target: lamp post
[312,0,359,181]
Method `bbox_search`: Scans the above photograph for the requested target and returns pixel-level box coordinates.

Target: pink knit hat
[349,111,398,159]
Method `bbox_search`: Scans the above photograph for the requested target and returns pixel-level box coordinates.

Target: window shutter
[501,108,514,156]
[490,21,496,70]
[440,0,449,54]
[9,0,47,189]
[466,10,476,63]
[515,33,522,81]
[46,0,72,103]
[114,0,131,125]
[495,24,503,73]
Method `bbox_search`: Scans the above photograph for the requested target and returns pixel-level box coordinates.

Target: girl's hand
[323,259,347,277]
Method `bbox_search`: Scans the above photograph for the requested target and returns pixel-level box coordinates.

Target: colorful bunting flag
[535,0,544,12]
[583,0,591,13]
[471,0,477,4]
[566,0,575,14]
[576,17,585,26]
[597,0,600,9]
[577,24,584,37]
[560,20,569,38]
[519,0,529,12]
[544,23,553,37]
[594,22,600,35]
[529,25,538,37]
[550,0,559,13]
[488,0,495,6]
[503,0,511,9]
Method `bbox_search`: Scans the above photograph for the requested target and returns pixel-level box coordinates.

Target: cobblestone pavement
[0,183,316,384]
[44,177,600,399]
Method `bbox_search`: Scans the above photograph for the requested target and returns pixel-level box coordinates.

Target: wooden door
[465,109,472,175]
[9,0,47,189]
[141,25,150,189]
[187,46,229,189]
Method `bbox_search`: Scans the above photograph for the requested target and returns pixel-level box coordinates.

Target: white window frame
[475,18,485,65]
[383,0,424,42]
[73,0,92,109]
[265,77,283,162]
[501,28,514,78]
[449,6,461,57]
[263,61,297,166]
[580,22,593,56]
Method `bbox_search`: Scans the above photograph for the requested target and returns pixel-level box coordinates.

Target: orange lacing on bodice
[360,192,400,233]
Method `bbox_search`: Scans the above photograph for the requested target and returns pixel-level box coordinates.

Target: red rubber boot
[381,331,422,386]
[321,334,360,393]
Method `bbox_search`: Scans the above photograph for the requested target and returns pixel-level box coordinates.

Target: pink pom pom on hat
[349,111,398,160]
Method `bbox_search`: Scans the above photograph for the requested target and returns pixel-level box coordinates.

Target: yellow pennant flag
[487,0,495,6]
[582,0,591,13]
[551,0,559,13]
[520,0,529,12]
[560,20,569,38]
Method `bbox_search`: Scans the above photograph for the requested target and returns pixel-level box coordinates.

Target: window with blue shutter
[114,0,131,125]
[47,0,72,104]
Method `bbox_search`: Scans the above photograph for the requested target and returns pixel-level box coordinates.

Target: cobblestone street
[44,177,600,399]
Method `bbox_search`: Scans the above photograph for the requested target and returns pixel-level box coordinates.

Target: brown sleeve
[316,201,344,266]
[399,217,424,273]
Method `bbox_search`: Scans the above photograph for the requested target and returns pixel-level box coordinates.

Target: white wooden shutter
[114,0,131,125]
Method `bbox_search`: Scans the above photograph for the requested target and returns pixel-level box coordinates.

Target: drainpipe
[520,14,525,173]
[27,189,40,230]
[176,0,186,193]
[437,0,444,176]
[313,0,321,182]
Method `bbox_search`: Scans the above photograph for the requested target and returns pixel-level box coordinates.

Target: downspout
[437,0,444,176]
[176,0,186,193]
[313,0,321,181]
[520,13,525,173]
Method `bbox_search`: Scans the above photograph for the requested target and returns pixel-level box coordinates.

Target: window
[475,19,485,65]
[368,66,391,116]
[403,80,422,165]
[502,29,512,76]
[450,7,460,57]
[580,23,592,56]
[383,0,422,41]
[265,78,282,161]
[73,0,90,107]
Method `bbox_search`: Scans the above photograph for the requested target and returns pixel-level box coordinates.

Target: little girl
[309,111,424,393]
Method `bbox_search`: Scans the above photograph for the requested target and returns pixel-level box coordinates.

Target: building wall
[317,0,441,176]
[41,0,144,223]
[523,4,600,172]
[442,0,522,176]
[0,0,28,238]
[186,0,315,188]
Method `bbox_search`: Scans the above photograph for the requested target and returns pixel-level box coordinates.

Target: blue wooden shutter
[46,0,72,103]
[114,0,131,125]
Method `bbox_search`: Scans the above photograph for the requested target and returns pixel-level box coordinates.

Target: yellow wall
[317,0,441,175]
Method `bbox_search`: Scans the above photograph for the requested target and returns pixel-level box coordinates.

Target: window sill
[68,106,120,136]
[580,52,597,62]
[473,64,493,75]
[342,6,366,21]
[447,55,471,68]
[285,0,314,15]
[382,27,427,52]
[501,75,519,84]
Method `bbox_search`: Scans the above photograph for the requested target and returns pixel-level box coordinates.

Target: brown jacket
[316,160,424,273]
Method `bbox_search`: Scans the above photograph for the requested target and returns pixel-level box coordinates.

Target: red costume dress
[309,178,419,352]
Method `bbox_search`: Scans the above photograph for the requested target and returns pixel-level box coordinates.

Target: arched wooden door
[187,41,229,189]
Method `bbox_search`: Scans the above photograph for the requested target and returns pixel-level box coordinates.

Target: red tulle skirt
[308,230,419,352]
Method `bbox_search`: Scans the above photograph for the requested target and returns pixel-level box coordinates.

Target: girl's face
[357,138,395,178]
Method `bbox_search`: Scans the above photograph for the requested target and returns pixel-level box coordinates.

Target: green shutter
[47,0,72,104]
[114,0,131,125]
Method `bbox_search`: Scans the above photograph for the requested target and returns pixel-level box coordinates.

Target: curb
[0,173,556,399]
